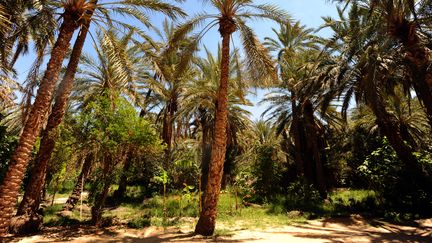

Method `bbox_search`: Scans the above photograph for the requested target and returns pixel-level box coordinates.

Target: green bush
[358,138,432,215]
[284,180,322,212]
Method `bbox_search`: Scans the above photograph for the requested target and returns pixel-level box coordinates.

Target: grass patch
[104,190,307,230]
[43,204,89,227]
[324,189,381,216]
[43,197,91,227]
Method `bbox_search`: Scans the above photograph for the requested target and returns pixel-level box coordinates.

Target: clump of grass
[43,204,89,227]
[325,189,381,216]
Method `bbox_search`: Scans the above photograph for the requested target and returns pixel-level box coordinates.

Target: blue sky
[14,0,340,120]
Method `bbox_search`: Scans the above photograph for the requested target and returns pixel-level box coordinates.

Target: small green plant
[179,183,195,217]
[153,169,169,219]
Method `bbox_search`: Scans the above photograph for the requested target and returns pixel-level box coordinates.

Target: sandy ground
[8,215,432,243]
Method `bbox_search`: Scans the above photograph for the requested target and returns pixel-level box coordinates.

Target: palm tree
[333,0,432,127]
[171,0,289,235]
[178,46,252,193]
[10,4,98,233]
[263,21,318,178]
[142,20,196,161]
[0,0,56,73]
[321,3,432,195]
[1,0,186,234]
[262,22,342,196]
[0,1,86,235]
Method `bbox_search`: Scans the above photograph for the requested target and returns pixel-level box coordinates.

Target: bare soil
[8,215,432,242]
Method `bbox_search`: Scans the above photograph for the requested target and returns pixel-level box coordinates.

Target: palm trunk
[63,153,93,211]
[391,21,432,126]
[113,152,132,199]
[91,156,112,227]
[162,111,173,153]
[90,180,110,227]
[162,102,175,164]
[0,11,79,236]
[200,120,211,192]
[16,18,92,223]
[195,19,235,236]
[367,87,432,193]
[302,100,327,198]
[289,94,305,176]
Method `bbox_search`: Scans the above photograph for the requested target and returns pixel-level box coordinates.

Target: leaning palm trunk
[13,18,93,233]
[195,18,235,236]
[63,153,93,211]
[367,87,432,194]
[0,11,79,236]
[389,20,432,127]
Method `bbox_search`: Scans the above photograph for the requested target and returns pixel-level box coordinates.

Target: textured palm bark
[162,97,177,158]
[16,19,92,222]
[195,18,235,236]
[0,11,79,236]
[200,120,211,192]
[63,153,93,211]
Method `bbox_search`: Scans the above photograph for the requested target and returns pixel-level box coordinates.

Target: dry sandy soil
[7,215,432,243]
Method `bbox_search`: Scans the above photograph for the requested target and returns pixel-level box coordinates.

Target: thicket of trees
[0,0,432,237]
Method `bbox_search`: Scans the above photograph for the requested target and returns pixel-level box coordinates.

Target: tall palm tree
[0,1,85,235]
[142,20,196,160]
[11,3,98,233]
[1,0,186,234]
[262,21,344,196]
[0,0,56,73]
[171,0,289,235]
[321,2,432,195]
[178,46,252,192]
[263,22,318,179]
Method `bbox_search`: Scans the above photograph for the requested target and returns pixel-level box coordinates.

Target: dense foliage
[0,0,432,237]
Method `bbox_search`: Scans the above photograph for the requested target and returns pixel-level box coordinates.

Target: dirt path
[10,215,432,242]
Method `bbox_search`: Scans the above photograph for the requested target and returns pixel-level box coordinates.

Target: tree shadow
[7,227,255,243]
[290,218,432,243]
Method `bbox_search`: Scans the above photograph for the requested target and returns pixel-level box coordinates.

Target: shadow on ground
[7,216,432,243]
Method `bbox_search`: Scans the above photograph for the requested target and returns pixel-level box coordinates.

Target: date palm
[321,3,432,195]
[0,0,56,73]
[171,0,289,235]
[333,0,432,127]
[178,46,252,193]
[1,0,186,234]
[262,49,341,197]
[263,21,319,180]
[141,20,196,160]
[0,1,86,235]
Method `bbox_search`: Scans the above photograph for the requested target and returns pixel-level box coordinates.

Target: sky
[13,0,340,120]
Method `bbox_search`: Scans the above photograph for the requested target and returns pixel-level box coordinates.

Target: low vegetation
[0,0,432,239]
